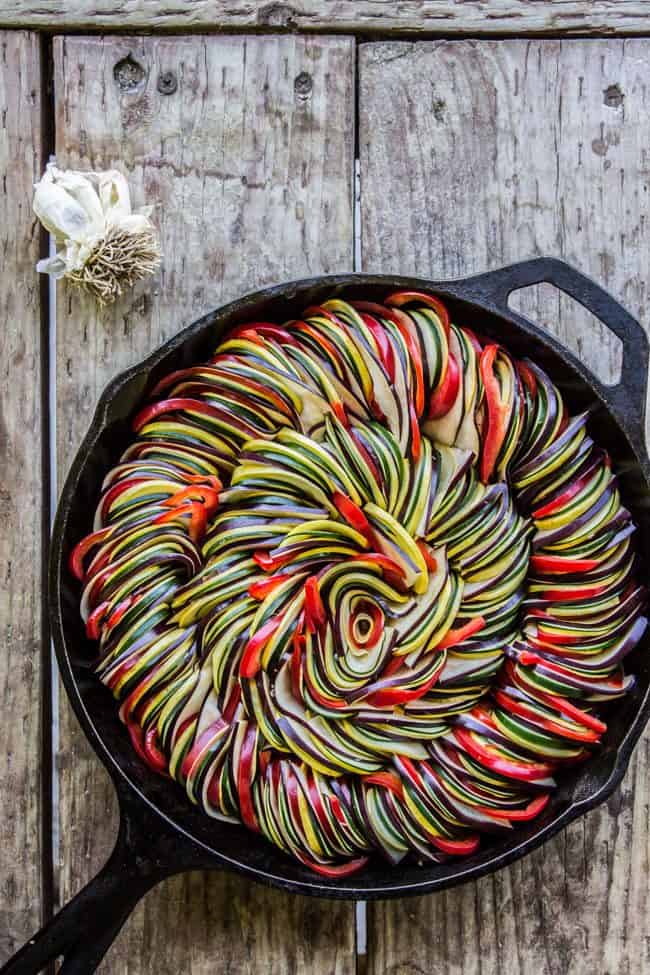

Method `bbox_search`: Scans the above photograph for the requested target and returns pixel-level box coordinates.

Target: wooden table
[2,5,650,972]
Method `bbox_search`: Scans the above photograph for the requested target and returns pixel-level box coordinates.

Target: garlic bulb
[33,163,160,305]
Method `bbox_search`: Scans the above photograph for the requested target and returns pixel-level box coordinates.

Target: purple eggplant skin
[526,448,605,515]
[419,763,513,833]
[514,412,590,481]
[512,361,560,466]
[515,436,596,511]
[531,485,616,551]
[454,711,512,746]
[534,617,648,673]
[427,739,556,793]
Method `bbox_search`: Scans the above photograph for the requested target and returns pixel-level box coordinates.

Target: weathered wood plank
[54,33,355,973]
[0,31,45,965]
[360,38,650,975]
[4,1,650,35]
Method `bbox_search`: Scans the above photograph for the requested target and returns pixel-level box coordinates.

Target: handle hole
[507,282,622,387]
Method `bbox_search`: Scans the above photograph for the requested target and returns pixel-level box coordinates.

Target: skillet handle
[0,783,207,975]
[460,257,650,469]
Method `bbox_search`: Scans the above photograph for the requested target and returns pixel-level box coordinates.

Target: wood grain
[4,1,650,35]
[0,31,45,965]
[360,38,650,975]
[54,33,355,973]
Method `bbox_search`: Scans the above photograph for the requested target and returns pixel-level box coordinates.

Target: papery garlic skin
[33,165,106,245]
[33,162,159,292]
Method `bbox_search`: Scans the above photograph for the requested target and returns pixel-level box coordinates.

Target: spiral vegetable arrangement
[70,292,647,876]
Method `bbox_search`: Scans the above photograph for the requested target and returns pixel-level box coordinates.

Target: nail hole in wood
[294,72,313,99]
[113,55,146,93]
[157,71,178,96]
[604,84,624,108]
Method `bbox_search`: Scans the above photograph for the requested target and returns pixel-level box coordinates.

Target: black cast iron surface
[4,257,650,975]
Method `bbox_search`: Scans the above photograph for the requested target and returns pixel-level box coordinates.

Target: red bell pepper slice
[306,681,348,710]
[437,616,485,649]
[293,320,344,364]
[396,755,425,788]
[253,549,294,572]
[248,574,290,600]
[395,322,425,416]
[532,475,593,519]
[363,770,404,799]
[519,647,625,688]
[416,540,438,572]
[206,769,222,809]
[237,725,259,831]
[479,345,510,483]
[291,616,305,698]
[258,750,272,777]
[154,501,208,543]
[428,351,459,419]
[476,793,549,822]
[304,575,327,633]
[542,583,608,602]
[409,400,421,461]
[162,484,220,514]
[494,690,600,743]
[301,775,337,846]
[332,400,349,428]
[126,720,150,766]
[352,553,407,591]
[283,767,303,829]
[105,595,137,631]
[385,291,451,337]
[353,553,405,577]
[328,794,348,827]
[531,625,582,647]
[530,554,600,574]
[230,323,298,346]
[105,649,145,691]
[180,718,228,779]
[534,691,607,734]
[517,361,538,396]
[132,397,224,432]
[359,312,396,381]
[98,478,148,523]
[223,683,242,723]
[350,600,384,648]
[229,328,265,347]
[143,725,169,775]
[86,600,110,640]
[303,305,345,325]
[365,667,441,708]
[126,720,169,777]
[240,615,284,678]
[431,834,480,856]
[183,474,223,490]
[69,527,112,581]
[399,756,481,853]
[454,728,555,781]
[332,491,374,547]
[296,853,369,878]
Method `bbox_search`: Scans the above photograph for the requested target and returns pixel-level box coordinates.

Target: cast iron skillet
[4,258,650,975]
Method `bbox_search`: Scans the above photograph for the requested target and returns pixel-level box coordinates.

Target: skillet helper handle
[0,785,205,975]
[463,257,650,467]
